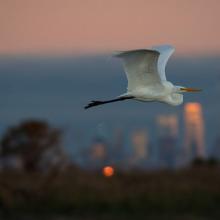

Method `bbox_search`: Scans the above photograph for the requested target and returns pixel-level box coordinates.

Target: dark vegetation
[0,120,220,220]
[0,120,67,172]
[1,167,220,220]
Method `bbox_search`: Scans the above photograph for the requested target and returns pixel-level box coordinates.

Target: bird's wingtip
[112,51,124,57]
[152,44,175,52]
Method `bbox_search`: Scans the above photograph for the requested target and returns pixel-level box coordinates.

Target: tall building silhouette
[157,115,178,138]
[184,102,205,159]
[211,136,220,160]
[131,129,149,164]
[112,128,125,167]
[89,137,108,169]
[156,114,178,168]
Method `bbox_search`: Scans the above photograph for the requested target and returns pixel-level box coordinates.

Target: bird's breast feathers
[162,93,183,106]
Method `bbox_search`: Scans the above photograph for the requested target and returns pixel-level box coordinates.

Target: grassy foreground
[0,166,220,220]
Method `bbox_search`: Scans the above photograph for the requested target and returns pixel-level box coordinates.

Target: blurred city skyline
[75,101,214,169]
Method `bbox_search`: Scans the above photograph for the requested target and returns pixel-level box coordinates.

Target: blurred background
[0,0,220,219]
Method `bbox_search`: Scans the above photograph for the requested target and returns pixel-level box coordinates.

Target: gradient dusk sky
[1,0,220,55]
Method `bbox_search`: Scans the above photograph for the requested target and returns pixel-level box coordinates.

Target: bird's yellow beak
[180,87,202,92]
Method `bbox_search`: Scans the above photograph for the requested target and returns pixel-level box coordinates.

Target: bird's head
[175,86,202,93]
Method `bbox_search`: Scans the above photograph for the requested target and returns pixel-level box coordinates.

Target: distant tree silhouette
[207,157,219,166]
[192,157,206,166]
[192,157,219,167]
[0,120,66,172]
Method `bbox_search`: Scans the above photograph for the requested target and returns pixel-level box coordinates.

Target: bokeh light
[102,166,114,177]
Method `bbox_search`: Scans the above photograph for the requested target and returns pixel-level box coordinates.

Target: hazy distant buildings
[156,114,178,168]
[112,128,125,167]
[89,137,108,169]
[211,136,220,160]
[132,129,149,159]
[157,115,178,138]
[130,129,150,167]
[184,103,205,160]
[73,102,207,170]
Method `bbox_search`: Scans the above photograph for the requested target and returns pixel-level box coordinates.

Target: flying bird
[85,45,201,109]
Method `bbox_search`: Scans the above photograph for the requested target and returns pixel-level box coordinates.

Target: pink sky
[1,0,220,55]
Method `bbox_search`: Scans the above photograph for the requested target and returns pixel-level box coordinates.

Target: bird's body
[126,81,183,106]
[85,44,201,109]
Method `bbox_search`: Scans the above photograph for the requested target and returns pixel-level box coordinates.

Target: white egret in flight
[85,45,201,109]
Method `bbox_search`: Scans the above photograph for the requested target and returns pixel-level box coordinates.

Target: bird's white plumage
[114,45,183,106]
[114,45,175,92]
[85,44,200,109]
[114,49,160,91]
[152,45,175,81]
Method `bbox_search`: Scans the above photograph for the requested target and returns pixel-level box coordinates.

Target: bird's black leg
[84,96,134,109]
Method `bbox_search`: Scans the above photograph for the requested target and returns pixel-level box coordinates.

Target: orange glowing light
[103,166,114,177]
[185,102,201,113]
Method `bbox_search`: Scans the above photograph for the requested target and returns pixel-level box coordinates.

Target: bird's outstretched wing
[152,45,175,81]
[114,45,175,91]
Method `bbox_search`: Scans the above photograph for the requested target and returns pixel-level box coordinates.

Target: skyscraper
[156,114,178,168]
[131,129,149,164]
[184,102,205,160]
[211,136,220,160]
[112,128,125,167]
[157,115,178,138]
[89,137,108,169]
